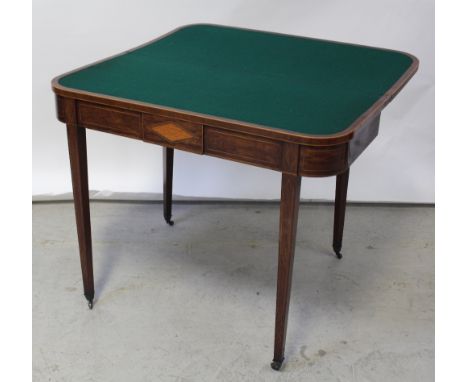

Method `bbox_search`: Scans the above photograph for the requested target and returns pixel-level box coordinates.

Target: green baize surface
[59,25,413,136]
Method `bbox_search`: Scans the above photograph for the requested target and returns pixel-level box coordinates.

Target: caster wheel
[271,358,284,371]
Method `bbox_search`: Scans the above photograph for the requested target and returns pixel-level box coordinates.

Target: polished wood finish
[298,143,348,177]
[204,127,283,171]
[281,142,299,175]
[348,114,380,165]
[272,173,302,370]
[56,96,382,178]
[53,92,391,369]
[163,147,174,226]
[52,24,418,371]
[56,95,76,124]
[77,101,141,139]
[66,122,95,309]
[333,169,350,259]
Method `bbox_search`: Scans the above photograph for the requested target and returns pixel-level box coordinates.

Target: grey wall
[33,0,434,202]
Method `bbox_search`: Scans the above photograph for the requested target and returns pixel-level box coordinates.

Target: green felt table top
[58,24,414,136]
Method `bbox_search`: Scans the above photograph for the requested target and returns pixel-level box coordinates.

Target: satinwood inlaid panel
[151,122,194,142]
[142,114,203,153]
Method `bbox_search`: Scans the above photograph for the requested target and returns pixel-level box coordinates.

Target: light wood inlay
[151,122,193,142]
[142,114,203,154]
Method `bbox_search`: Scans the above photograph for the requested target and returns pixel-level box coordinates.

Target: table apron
[56,96,380,177]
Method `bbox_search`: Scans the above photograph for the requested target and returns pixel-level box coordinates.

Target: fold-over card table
[52,24,418,370]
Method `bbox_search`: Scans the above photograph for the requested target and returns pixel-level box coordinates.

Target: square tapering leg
[333,168,350,259]
[163,147,174,226]
[272,173,301,370]
[67,124,94,309]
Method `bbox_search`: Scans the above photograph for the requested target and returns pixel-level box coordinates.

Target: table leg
[333,168,350,259]
[66,124,94,309]
[271,173,301,371]
[163,147,174,226]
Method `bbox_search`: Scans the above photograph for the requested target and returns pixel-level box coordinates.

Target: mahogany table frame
[52,25,418,371]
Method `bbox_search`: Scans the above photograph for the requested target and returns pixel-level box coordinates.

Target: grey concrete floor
[33,202,434,382]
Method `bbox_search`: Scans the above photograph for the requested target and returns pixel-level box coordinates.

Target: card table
[52,24,418,370]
